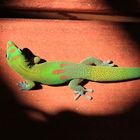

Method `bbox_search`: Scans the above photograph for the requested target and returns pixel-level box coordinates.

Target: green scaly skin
[6,41,140,100]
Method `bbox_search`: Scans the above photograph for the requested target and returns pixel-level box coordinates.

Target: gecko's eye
[6,53,10,59]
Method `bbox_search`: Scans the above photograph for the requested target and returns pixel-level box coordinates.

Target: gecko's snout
[7,41,17,49]
[6,41,22,52]
[6,41,22,59]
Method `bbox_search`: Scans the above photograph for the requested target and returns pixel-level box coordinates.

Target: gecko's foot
[101,60,114,67]
[73,86,93,100]
[16,81,30,90]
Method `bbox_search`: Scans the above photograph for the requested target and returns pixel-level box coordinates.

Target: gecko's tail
[84,66,140,82]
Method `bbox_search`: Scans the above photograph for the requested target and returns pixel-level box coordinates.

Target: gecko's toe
[108,64,114,67]
[106,60,112,64]
[102,60,115,67]
[85,88,93,92]
[85,95,93,100]
[74,94,81,100]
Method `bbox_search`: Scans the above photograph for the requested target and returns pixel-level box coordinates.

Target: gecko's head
[6,41,22,66]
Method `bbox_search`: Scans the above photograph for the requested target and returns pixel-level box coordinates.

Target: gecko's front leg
[17,80,35,90]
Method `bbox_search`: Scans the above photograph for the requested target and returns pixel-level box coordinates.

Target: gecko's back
[31,61,91,85]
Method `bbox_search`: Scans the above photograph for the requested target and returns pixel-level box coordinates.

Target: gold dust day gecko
[6,41,140,100]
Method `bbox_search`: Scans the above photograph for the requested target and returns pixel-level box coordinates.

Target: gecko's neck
[13,56,31,74]
[9,54,38,80]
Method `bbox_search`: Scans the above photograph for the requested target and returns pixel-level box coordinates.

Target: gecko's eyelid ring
[6,53,10,59]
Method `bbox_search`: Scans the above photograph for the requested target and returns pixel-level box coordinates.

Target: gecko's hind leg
[69,79,93,100]
[69,57,114,100]
[69,57,98,100]
[80,56,114,66]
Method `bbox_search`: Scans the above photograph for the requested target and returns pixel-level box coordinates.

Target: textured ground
[0,1,140,139]
[1,19,140,117]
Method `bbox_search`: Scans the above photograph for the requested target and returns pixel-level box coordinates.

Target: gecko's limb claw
[85,88,93,92]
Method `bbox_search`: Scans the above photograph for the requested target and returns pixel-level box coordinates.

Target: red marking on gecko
[52,70,64,74]
[11,55,20,61]
[7,44,15,48]
[60,64,69,67]
[10,48,16,53]
[60,75,69,80]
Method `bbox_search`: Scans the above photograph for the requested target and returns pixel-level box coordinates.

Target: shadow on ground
[104,0,140,52]
[1,1,140,139]
[106,0,140,15]
[0,77,140,140]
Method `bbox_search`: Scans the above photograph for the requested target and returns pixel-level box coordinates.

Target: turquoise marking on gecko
[6,41,140,100]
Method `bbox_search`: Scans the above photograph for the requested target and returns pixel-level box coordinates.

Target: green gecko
[6,41,140,100]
